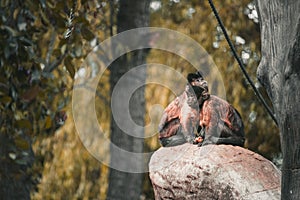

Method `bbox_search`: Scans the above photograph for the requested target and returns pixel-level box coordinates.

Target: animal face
[190,77,208,92]
[187,71,208,92]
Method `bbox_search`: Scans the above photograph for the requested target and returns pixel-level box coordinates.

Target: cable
[207,0,278,125]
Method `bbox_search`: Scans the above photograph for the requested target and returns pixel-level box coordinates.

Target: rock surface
[149,144,281,200]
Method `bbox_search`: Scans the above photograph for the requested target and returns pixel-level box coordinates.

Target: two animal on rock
[158,71,245,147]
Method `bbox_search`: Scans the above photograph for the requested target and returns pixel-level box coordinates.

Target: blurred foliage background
[0,0,280,199]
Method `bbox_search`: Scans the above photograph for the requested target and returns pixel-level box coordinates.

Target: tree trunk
[107,1,150,199]
[256,1,300,199]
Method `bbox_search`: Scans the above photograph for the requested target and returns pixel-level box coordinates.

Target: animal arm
[199,95,245,147]
[158,97,181,133]
[158,82,204,147]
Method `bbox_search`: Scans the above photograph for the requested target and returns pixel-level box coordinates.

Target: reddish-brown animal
[158,75,204,147]
[198,95,245,146]
[158,71,245,147]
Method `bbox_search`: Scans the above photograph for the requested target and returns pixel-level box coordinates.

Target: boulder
[149,144,281,200]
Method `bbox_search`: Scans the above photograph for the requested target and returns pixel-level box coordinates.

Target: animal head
[187,71,208,92]
[187,71,210,103]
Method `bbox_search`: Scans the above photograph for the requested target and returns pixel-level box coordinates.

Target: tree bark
[256,1,300,199]
[107,1,150,199]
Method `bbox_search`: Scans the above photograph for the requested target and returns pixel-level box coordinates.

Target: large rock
[149,144,281,200]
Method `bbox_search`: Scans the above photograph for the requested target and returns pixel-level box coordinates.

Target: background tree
[107,0,150,199]
[256,1,300,199]
[0,0,102,199]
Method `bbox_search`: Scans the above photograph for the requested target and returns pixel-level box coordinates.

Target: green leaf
[64,56,75,78]
[21,85,40,102]
[39,9,50,25]
[0,25,19,37]
[15,158,28,165]
[14,136,30,150]
[16,119,32,130]
[74,42,83,57]
[75,16,89,25]
[8,152,17,160]
[18,37,33,46]
[46,1,55,9]
[44,116,52,129]
[81,26,95,41]
[0,96,12,104]
[39,0,46,9]
[52,49,62,57]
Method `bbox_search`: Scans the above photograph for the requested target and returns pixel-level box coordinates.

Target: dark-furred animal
[199,94,245,146]
[189,72,244,146]
[158,71,245,147]
[158,75,204,147]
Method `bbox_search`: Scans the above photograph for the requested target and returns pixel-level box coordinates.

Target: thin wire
[207,0,278,126]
